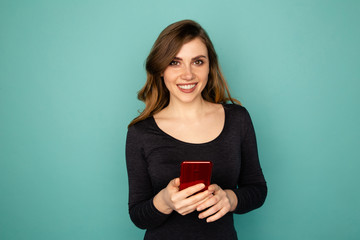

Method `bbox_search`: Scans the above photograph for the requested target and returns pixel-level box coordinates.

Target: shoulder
[223,104,256,138]
[127,117,155,138]
[223,103,254,129]
[223,103,251,118]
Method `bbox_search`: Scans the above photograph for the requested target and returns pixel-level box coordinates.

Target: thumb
[171,178,180,187]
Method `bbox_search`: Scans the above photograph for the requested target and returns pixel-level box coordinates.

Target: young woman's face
[162,37,209,105]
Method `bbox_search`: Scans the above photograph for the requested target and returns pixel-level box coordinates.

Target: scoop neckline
[150,104,228,145]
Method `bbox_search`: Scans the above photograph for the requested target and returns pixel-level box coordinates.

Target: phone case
[179,161,213,191]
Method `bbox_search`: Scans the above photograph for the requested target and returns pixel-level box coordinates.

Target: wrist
[153,189,173,215]
[224,189,238,212]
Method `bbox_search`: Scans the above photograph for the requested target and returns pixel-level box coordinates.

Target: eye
[194,60,204,65]
[169,60,180,66]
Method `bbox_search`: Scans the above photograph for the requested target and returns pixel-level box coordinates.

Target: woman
[126,19,267,240]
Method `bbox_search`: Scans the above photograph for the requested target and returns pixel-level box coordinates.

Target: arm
[232,108,267,214]
[125,126,170,229]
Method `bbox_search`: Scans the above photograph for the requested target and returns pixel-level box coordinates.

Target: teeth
[178,84,196,89]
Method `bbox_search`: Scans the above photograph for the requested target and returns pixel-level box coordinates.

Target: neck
[166,97,208,120]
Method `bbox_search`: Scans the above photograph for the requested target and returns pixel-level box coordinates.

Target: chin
[175,95,203,104]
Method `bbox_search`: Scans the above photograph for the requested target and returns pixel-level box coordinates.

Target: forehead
[176,38,208,57]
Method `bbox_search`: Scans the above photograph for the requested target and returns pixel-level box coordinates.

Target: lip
[177,83,197,93]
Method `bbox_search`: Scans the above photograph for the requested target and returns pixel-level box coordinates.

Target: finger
[169,178,180,187]
[208,184,220,192]
[196,194,219,212]
[178,200,205,215]
[172,189,212,212]
[198,201,222,219]
[174,178,180,186]
[183,190,213,207]
[179,183,205,198]
[177,194,213,216]
[189,190,213,204]
[206,207,229,223]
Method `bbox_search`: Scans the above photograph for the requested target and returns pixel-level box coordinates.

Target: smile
[177,84,197,90]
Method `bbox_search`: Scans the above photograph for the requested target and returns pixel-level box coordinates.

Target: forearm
[129,197,171,230]
[232,183,267,214]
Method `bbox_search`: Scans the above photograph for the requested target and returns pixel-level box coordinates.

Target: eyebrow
[173,55,207,61]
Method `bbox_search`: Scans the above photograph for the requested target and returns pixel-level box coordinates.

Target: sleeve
[232,108,268,214]
[125,125,170,229]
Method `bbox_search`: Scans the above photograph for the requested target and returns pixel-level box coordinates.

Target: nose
[181,64,195,81]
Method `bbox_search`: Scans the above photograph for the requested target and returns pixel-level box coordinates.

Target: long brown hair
[129,19,240,127]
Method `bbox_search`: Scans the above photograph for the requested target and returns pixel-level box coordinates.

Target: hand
[154,178,214,215]
[196,184,238,223]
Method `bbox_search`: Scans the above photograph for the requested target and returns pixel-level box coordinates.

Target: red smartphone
[179,161,213,191]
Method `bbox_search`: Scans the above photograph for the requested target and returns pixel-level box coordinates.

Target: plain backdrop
[1,0,359,239]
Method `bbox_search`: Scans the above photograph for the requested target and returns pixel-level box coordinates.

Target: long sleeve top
[125,104,267,240]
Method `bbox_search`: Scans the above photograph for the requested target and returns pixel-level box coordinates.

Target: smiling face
[162,37,210,105]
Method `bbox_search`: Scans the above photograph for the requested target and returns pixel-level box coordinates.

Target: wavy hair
[129,20,239,127]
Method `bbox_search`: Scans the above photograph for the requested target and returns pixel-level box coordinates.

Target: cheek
[199,63,210,76]
[162,76,171,88]
[162,73,175,90]
[163,79,171,90]
[199,67,210,81]
[163,68,177,82]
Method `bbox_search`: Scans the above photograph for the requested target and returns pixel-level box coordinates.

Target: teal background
[1,0,359,239]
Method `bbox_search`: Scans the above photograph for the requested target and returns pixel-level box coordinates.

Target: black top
[125,104,267,240]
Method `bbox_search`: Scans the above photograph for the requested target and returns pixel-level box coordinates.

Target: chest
[154,112,225,144]
[143,135,242,194]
